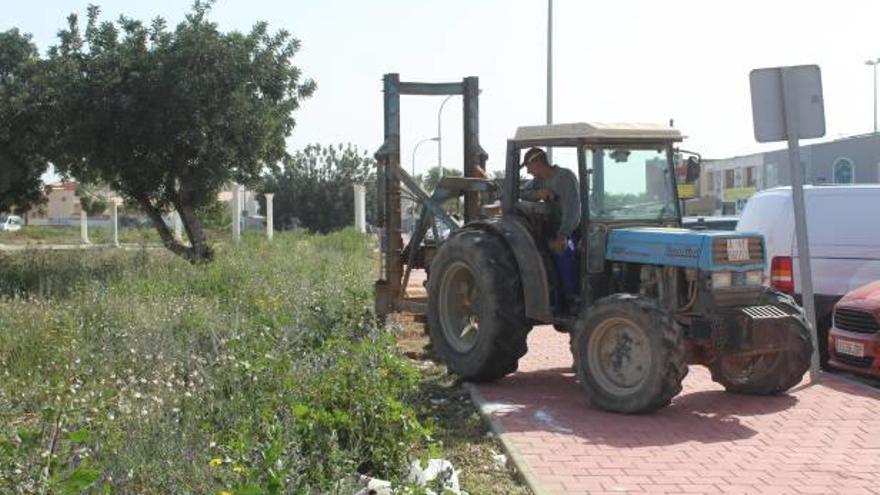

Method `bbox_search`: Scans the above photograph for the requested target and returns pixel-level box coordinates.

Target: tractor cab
[501,122,697,322]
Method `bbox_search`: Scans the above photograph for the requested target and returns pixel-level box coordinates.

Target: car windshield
[589,147,677,221]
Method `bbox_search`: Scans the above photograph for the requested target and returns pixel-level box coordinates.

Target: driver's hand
[549,236,566,255]
[535,189,555,201]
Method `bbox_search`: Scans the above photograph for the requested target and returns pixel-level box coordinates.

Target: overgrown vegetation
[0,231,432,493]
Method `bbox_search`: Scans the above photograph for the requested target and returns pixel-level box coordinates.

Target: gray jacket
[521,166,581,238]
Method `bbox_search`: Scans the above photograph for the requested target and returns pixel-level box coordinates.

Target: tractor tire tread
[427,228,531,382]
[571,294,688,414]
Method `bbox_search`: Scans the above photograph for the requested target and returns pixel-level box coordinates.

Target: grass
[0,231,530,494]
[0,225,246,246]
[0,225,161,245]
[0,232,425,493]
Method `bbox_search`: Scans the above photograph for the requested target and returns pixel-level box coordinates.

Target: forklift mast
[373,73,487,318]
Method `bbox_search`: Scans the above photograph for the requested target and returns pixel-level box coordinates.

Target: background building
[698,133,880,215]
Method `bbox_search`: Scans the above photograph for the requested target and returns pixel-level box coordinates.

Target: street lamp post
[437,95,455,179]
[546,0,554,164]
[412,136,439,178]
[409,136,438,233]
[867,58,880,133]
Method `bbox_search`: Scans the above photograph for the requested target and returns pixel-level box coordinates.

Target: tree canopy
[46,1,314,261]
[0,29,50,214]
[260,144,376,233]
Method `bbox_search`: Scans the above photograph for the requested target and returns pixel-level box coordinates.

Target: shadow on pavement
[477,365,801,448]
[816,370,880,398]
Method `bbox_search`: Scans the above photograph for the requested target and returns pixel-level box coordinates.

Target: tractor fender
[467,218,552,322]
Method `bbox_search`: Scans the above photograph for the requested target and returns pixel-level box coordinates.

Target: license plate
[727,238,750,262]
[836,339,865,358]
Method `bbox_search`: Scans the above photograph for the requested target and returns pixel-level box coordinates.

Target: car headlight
[711,272,732,289]
[746,270,764,286]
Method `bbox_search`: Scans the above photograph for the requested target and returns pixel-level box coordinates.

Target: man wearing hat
[520,147,581,312]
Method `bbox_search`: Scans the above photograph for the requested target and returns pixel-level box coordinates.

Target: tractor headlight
[746,270,764,286]
[711,272,732,289]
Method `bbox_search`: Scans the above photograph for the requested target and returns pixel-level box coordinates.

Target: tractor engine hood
[604,227,765,271]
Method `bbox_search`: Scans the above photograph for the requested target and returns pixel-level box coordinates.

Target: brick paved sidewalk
[474,325,880,495]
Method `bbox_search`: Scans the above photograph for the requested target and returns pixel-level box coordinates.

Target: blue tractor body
[605,228,766,272]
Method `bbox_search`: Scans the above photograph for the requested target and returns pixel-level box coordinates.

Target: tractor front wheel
[571,294,688,414]
[427,228,531,382]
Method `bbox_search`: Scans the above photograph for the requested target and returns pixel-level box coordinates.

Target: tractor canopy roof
[512,122,683,147]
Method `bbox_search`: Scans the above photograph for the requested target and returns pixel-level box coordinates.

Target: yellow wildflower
[209,458,223,467]
[233,465,245,473]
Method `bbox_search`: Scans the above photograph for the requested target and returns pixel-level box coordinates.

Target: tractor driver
[520,147,581,312]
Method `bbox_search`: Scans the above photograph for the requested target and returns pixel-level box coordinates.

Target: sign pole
[780,67,821,381]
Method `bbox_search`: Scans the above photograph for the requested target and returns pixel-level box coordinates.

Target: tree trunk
[177,202,214,262]
[135,195,199,263]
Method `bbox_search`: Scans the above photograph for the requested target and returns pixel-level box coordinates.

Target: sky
[5,0,880,180]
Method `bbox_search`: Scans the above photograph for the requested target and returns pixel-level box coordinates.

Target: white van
[736,185,880,363]
[0,215,23,232]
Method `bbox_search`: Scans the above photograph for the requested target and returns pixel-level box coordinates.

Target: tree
[76,183,109,217]
[419,166,462,194]
[46,2,315,262]
[260,144,376,233]
[0,29,50,214]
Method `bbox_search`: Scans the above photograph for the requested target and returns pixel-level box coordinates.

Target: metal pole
[866,60,879,133]
[438,95,454,179]
[546,0,554,165]
[781,67,821,381]
[412,137,438,179]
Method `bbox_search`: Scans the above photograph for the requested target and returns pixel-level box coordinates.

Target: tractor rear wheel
[427,228,531,382]
[571,294,688,414]
[710,289,812,395]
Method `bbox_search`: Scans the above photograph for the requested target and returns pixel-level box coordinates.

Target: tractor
[373,74,812,414]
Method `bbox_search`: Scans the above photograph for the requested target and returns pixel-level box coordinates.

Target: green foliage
[419,166,462,194]
[0,29,50,214]
[75,183,109,217]
[416,166,464,216]
[197,197,232,231]
[0,231,431,493]
[44,2,315,261]
[261,143,377,233]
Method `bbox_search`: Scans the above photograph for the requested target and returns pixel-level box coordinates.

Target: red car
[828,281,880,379]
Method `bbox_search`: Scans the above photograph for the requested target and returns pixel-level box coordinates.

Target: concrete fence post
[354,184,366,233]
[265,193,274,241]
[232,184,242,242]
[80,209,90,244]
[173,211,183,242]
[111,200,120,247]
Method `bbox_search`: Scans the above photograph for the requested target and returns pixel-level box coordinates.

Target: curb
[463,383,550,495]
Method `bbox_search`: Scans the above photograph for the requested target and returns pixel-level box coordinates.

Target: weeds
[0,230,431,494]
